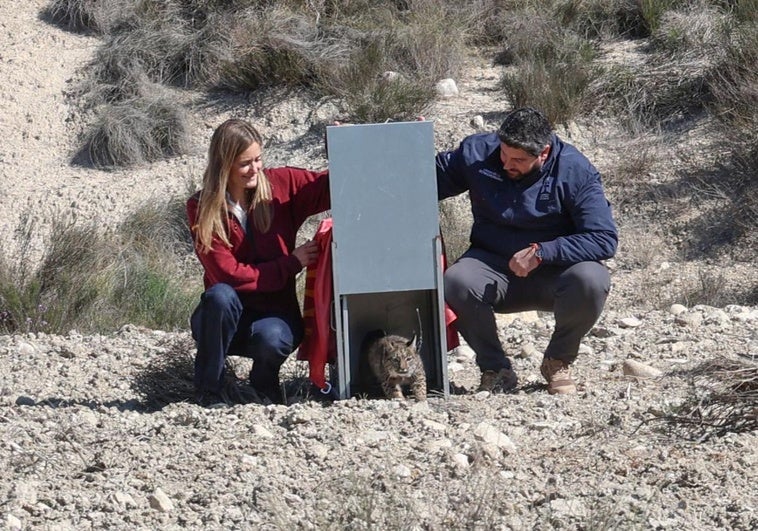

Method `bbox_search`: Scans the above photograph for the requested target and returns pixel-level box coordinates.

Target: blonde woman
[187,119,329,405]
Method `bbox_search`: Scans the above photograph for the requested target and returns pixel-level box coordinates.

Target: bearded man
[436,107,618,395]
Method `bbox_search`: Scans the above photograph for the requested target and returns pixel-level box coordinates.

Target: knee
[255,320,297,356]
[202,283,242,313]
[558,262,610,303]
[444,266,474,308]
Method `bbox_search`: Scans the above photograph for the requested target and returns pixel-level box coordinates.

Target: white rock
[470,115,485,130]
[622,359,663,378]
[497,311,540,326]
[473,422,517,453]
[394,464,412,478]
[618,316,642,328]
[148,488,173,513]
[308,442,329,460]
[113,492,137,508]
[361,430,390,444]
[252,425,274,438]
[241,454,258,466]
[16,342,35,356]
[705,309,729,325]
[550,498,587,518]
[422,419,447,432]
[578,343,593,356]
[518,343,538,359]
[6,514,22,531]
[676,312,703,329]
[435,78,459,98]
[426,439,452,452]
[453,453,470,468]
[447,361,466,372]
[669,304,687,315]
[452,345,476,361]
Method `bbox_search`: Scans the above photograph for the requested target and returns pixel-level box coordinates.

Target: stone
[470,115,485,130]
[618,316,642,328]
[623,359,663,378]
[517,343,538,359]
[473,422,517,453]
[148,488,173,513]
[435,78,459,98]
[669,304,687,315]
[6,514,22,531]
[452,453,470,468]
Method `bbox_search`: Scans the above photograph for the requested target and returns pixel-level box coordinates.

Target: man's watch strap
[530,243,543,264]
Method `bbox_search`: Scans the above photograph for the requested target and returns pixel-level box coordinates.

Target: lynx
[362,330,427,401]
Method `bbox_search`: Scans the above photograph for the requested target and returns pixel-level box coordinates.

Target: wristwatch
[530,243,543,264]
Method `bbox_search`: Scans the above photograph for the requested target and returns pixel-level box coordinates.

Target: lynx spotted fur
[363,330,427,401]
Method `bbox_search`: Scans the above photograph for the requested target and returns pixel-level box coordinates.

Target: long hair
[193,119,273,253]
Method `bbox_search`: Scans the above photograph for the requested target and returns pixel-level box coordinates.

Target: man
[436,107,617,394]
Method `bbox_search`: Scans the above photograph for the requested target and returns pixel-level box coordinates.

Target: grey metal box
[326,121,450,399]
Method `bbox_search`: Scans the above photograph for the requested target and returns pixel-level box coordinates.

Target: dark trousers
[190,283,303,394]
[444,247,610,371]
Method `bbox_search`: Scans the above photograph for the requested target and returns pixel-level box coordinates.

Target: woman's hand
[292,240,320,267]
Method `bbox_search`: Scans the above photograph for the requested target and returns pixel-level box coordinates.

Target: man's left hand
[509,246,540,277]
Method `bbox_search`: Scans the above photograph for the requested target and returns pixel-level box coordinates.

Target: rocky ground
[2,305,756,529]
[1,1,756,530]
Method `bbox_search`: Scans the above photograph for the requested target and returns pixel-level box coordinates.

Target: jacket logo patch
[479,168,503,182]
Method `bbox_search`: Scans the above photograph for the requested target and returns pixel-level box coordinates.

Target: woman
[187,118,329,405]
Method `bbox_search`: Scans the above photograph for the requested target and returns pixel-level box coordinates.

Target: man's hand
[509,245,540,277]
[292,240,320,267]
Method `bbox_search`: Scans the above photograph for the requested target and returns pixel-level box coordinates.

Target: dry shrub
[44,0,130,34]
[0,195,202,335]
[555,0,649,39]
[495,8,599,124]
[650,1,730,56]
[697,20,758,253]
[592,59,710,131]
[217,5,339,91]
[76,87,191,168]
[660,356,758,441]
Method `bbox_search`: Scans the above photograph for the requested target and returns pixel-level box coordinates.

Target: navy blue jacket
[436,132,617,265]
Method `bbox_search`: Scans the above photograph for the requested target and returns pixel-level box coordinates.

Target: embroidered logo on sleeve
[479,168,503,182]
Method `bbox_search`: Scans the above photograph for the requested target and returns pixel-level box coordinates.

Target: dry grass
[660,356,758,441]
[0,196,201,335]
[75,88,191,168]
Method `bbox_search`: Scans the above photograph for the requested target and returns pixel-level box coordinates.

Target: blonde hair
[193,119,273,253]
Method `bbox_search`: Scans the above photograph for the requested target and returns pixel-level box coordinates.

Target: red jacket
[187,167,330,317]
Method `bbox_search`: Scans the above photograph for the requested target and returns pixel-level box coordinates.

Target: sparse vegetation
[0,199,201,335]
[659,356,758,441]
[20,0,758,328]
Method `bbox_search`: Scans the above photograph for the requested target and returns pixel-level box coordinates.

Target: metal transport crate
[326,121,450,399]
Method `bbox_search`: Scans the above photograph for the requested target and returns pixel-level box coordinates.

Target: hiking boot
[540,358,577,395]
[478,368,518,393]
[194,389,232,408]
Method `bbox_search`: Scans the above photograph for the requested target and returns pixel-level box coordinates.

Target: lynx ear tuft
[406,334,416,348]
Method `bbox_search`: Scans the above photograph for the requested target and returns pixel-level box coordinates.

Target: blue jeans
[444,247,610,371]
[190,283,303,395]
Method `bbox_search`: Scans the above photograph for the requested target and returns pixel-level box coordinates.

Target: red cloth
[298,219,459,390]
[298,218,337,390]
[442,253,460,350]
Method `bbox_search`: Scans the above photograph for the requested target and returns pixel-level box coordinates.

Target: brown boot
[540,358,577,395]
[478,368,518,393]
